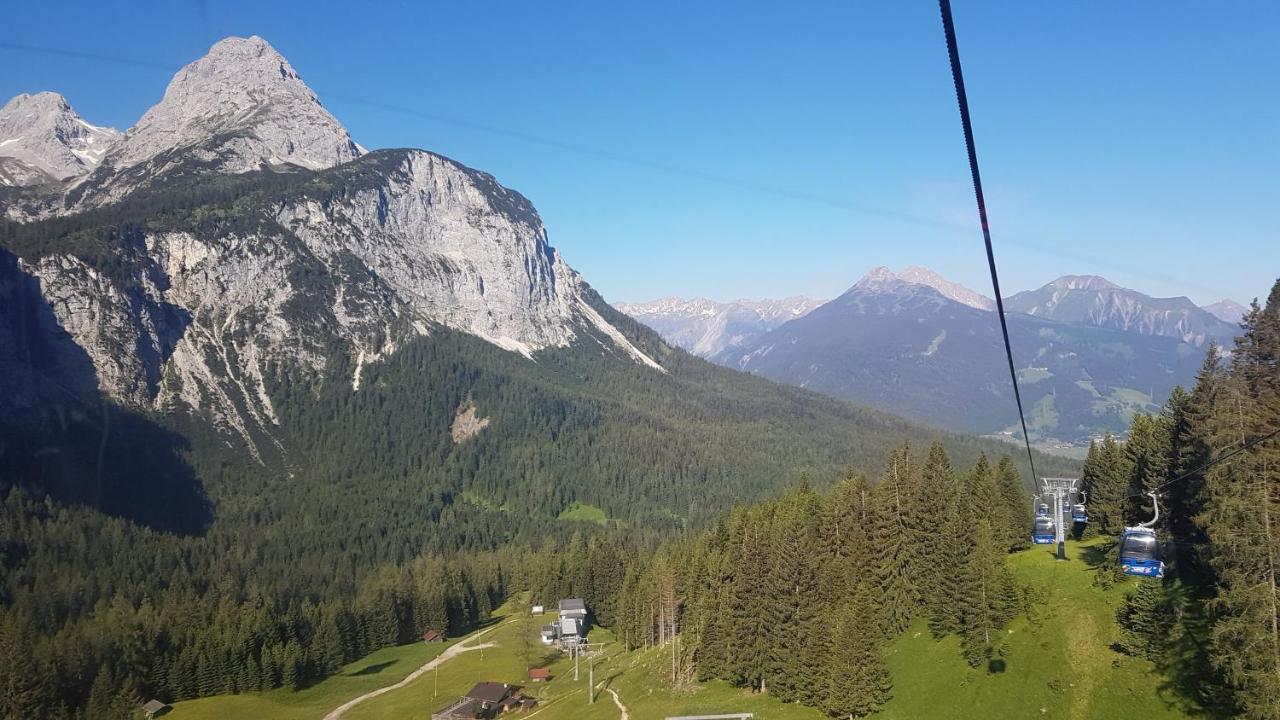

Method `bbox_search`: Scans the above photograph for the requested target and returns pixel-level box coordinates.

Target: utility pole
[588,652,595,704]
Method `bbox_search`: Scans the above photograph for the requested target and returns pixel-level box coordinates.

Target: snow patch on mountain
[0,92,120,185]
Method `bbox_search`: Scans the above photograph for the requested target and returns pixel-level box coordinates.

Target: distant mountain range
[613,296,823,357]
[623,268,1244,443]
[1004,275,1238,347]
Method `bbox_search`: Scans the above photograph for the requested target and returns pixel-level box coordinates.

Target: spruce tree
[872,444,922,636]
[823,587,893,718]
[1197,282,1280,720]
[995,455,1031,551]
[1115,582,1174,661]
[765,484,824,704]
[959,518,1017,668]
[1086,433,1132,535]
[923,444,965,637]
[1125,413,1171,525]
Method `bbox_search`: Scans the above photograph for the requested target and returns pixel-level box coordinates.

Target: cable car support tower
[1041,477,1078,561]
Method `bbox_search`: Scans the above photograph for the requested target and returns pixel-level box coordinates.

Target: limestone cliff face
[0,36,663,458]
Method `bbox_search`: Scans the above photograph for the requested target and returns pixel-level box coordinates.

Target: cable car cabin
[1035,503,1050,518]
[1119,527,1165,578]
[1032,517,1056,544]
[1071,504,1089,523]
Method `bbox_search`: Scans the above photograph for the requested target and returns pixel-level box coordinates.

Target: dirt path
[322,623,504,720]
[606,687,629,720]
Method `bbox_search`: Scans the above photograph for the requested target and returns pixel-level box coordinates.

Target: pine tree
[764,484,824,704]
[1085,433,1132,535]
[923,445,965,637]
[0,616,48,720]
[823,587,893,718]
[1197,281,1280,720]
[872,444,922,636]
[1125,413,1171,525]
[723,506,773,691]
[959,518,1017,668]
[995,455,1031,551]
[1115,582,1174,661]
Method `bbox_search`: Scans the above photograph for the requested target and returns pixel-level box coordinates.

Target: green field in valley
[170,539,1210,720]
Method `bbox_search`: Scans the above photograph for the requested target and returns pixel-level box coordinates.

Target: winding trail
[605,687,630,720]
[322,622,505,720]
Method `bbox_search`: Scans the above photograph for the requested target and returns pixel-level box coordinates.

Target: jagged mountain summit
[1004,275,1236,347]
[0,35,663,458]
[0,92,120,186]
[104,35,363,175]
[1203,298,1248,325]
[615,295,823,357]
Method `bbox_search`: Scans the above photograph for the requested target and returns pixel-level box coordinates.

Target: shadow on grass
[350,660,398,676]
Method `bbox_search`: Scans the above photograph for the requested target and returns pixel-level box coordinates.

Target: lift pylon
[1041,477,1078,561]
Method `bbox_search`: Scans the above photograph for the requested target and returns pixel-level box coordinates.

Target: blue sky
[2,1,1276,306]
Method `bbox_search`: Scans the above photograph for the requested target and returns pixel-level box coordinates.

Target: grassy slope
[166,637,454,720]
[169,540,1207,720]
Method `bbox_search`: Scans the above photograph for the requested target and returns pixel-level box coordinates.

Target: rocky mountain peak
[0,91,120,186]
[1048,275,1120,291]
[1203,299,1248,325]
[898,265,995,310]
[856,266,899,286]
[102,35,362,174]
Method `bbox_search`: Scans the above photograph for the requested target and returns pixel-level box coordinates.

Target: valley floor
[168,539,1211,720]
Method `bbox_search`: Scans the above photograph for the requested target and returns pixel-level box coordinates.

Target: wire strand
[938,0,1040,486]
[1126,425,1280,499]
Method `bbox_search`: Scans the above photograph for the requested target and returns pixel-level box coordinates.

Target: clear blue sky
[2,1,1276,306]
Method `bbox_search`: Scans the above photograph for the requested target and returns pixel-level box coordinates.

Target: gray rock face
[12,150,663,456]
[104,36,362,175]
[1,36,664,457]
[0,92,120,186]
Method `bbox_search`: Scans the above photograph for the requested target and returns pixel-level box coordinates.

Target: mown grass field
[166,637,452,720]
[171,538,1210,720]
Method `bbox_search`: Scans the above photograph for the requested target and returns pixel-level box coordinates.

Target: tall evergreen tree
[923,444,965,637]
[872,444,922,636]
[959,518,1017,667]
[823,587,893,718]
[1085,433,1132,535]
[1125,413,1172,525]
[1198,282,1280,720]
[995,455,1031,551]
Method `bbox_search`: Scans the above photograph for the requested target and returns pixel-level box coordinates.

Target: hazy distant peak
[898,265,995,310]
[850,265,994,310]
[1203,299,1248,324]
[1048,275,1120,291]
